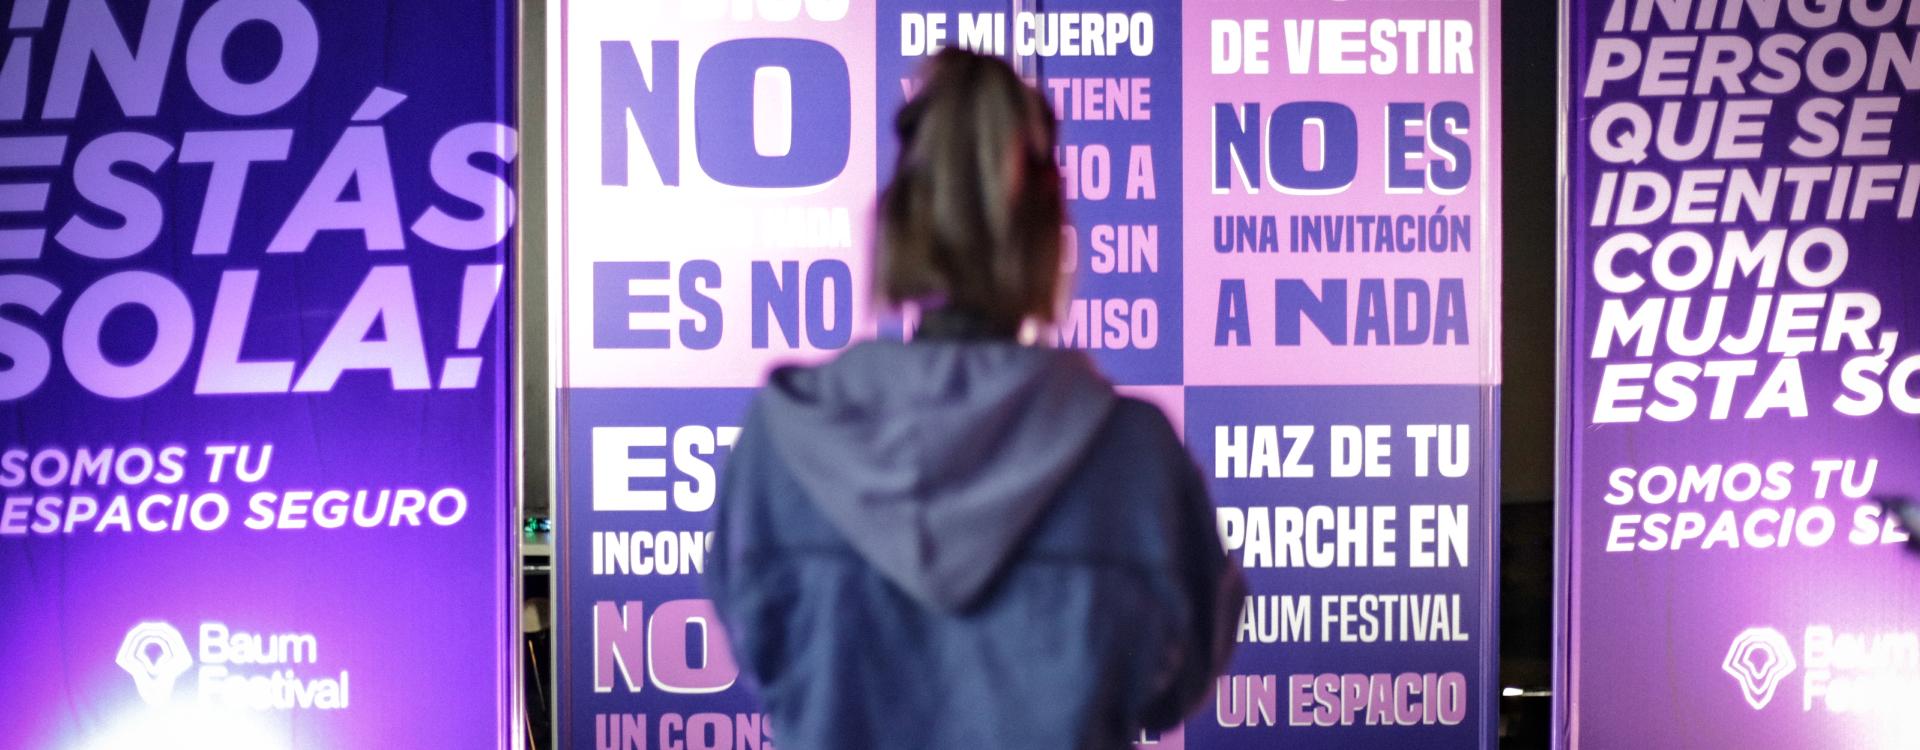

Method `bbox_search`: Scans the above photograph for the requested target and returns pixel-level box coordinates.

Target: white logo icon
[118,622,192,706]
[1723,627,1797,709]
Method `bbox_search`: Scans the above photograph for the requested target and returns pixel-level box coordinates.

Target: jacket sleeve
[703,405,776,687]
[1138,443,1247,731]
[703,411,744,646]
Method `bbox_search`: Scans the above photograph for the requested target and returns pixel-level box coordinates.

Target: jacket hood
[756,339,1116,612]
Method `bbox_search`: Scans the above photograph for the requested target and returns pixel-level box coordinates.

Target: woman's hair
[877,47,1065,336]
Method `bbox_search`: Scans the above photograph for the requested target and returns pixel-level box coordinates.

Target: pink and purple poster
[1560,1,1920,746]
[554,1,1501,747]
[1183,2,1501,747]
[0,1,522,748]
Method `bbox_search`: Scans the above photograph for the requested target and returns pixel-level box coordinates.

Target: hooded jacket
[707,331,1244,750]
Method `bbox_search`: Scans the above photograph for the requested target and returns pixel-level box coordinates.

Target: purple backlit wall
[552,2,1503,747]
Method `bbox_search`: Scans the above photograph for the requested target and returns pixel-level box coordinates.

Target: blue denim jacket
[707,339,1243,750]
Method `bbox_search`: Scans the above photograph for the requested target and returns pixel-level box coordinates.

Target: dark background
[1498,0,1559,746]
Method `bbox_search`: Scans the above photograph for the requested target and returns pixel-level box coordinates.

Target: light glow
[77,704,287,750]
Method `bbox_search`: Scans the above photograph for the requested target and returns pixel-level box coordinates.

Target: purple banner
[550,3,876,746]
[0,1,520,747]
[1181,2,1503,747]
[1561,1,1920,746]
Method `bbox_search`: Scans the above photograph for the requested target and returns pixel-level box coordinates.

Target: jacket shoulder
[1053,394,1196,519]
[1100,395,1185,454]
